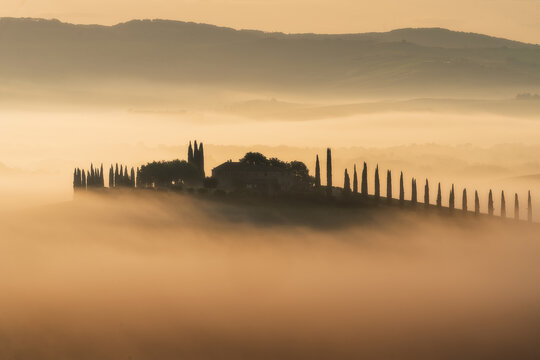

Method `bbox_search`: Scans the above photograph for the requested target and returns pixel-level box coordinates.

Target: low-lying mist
[1,192,539,359]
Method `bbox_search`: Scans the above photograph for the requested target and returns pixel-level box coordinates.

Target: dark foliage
[374,165,380,201]
[475,191,480,216]
[315,155,321,188]
[386,170,392,203]
[361,162,368,198]
[399,172,404,206]
[138,160,200,188]
[437,183,442,208]
[353,164,358,194]
[515,193,519,220]
[326,148,332,197]
[488,190,494,216]
[501,191,506,218]
[424,179,429,208]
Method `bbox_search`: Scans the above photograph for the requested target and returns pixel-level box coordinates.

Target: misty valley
[1,14,540,360]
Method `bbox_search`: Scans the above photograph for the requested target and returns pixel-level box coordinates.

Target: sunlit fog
[1,11,540,360]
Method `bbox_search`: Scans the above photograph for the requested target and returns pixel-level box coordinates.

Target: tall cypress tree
[120,166,124,187]
[462,189,467,213]
[475,190,480,216]
[399,172,404,206]
[514,193,519,221]
[326,148,332,197]
[136,167,141,188]
[315,155,321,188]
[82,170,86,189]
[343,169,351,194]
[374,165,380,201]
[199,142,205,177]
[193,140,199,166]
[411,178,417,205]
[361,162,368,198]
[124,165,129,185]
[100,164,104,187]
[528,191,533,222]
[131,167,135,187]
[188,141,194,164]
[90,164,94,185]
[353,164,358,194]
[109,165,114,188]
[449,184,455,211]
[73,168,78,189]
[424,179,429,208]
[436,183,442,208]
[488,190,494,216]
[501,191,506,218]
[386,170,392,203]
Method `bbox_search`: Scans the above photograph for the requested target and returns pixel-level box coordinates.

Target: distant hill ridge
[1,17,540,96]
[1,17,535,48]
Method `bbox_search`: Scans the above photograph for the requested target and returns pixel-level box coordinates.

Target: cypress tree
[353,164,358,194]
[411,178,417,205]
[109,165,114,188]
[120,166,124,187]
[343,169,351,194]
[475,191,480,216]
[424,179,429,208]
[374,165,380,201]
[399,172,404,206]
[100,164,104,187]
[488,190,494,216]
[449,184,455,211]
[115,164,119,186]
[386,170,392,203]
[501,191,506,218]
[326,148,332,197]
[90,164,94,186]
[131,167,135,188]
[193,140,199,169]
[73,168,78,189]
[315,155,321,188]
[199,142,205,177]
[82,170,86,189]
[361,162,368,198]
[514,193,519,221]
[188,141,194,164]
[462,189,467,213]
[136,167,141,188]
[124,165,129,185]
[528,191,533,223]
[436,183,442,208]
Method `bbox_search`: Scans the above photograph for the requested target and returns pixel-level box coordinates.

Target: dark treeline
[73,164,105,190]
[74,163,135,191]
[73,145,534,222]
[317,150,533,222]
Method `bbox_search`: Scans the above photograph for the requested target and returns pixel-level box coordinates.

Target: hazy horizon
[4,0,540,44]
[2,4,540,358]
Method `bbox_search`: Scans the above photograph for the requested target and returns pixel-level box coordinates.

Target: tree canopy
[138,160,200,187]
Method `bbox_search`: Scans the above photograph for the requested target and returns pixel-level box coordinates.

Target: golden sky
[4,0,540,43]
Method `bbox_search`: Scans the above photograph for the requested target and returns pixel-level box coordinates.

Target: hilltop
[1,18,540,98]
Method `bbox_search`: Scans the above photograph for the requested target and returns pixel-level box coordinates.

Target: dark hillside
[1,18,540,96]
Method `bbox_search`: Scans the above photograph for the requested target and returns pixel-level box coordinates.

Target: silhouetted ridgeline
[3,18,540,96]
[74,141,534,223]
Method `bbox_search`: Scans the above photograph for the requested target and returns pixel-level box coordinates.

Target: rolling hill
[1,17,540,98]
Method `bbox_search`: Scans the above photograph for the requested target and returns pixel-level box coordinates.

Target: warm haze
[1,3,540,359]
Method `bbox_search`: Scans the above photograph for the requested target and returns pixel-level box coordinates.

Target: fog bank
[1,192,539,359]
